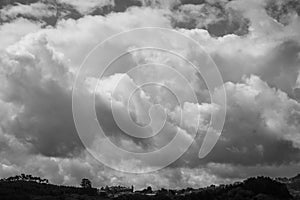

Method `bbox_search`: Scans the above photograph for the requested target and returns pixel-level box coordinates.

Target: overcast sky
[0,0,300,190]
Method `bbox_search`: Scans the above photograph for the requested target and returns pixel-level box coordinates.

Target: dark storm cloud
[265,0,300,26]
[0,1,83,27]
[202,121,300,165]
[0,0,39,8]
[259,40,300,97]
[170,0,250,37]
[0,0,250,37]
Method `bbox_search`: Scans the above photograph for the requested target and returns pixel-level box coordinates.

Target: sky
[0,0,300,190]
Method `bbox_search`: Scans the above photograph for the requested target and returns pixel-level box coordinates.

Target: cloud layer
[0,0,299,189]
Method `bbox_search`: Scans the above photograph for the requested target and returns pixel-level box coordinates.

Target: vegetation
[0,174,98,200]
[0,174,298,200]
[81,178,92,189]
[115,177,292,200]
[1,173,49,184]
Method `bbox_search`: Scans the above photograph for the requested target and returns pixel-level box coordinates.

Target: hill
[0,178,99,200]
[0,174,298,200]
[276,174,300,199]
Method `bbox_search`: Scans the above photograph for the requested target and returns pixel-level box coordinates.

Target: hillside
[0,175,298,200]
[276,174,300,199]
[0,181,100,200]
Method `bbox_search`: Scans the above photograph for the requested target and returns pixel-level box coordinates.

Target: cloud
[0,2,56,22]
[265,0,300,26]
[44,7,171,68]
[57,0,114,14]
[200,75,300,165]
[0,6,174,162]
[207,162,300,181]
[0,18,42,51]
[181,10,300,97]
[0,0,299,189]
[0,33,83,157]
[171,1,250,36]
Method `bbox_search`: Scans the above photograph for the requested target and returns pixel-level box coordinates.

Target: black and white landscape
[0,0,300,199]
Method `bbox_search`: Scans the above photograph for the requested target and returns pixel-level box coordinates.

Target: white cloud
[0,0,300,188]
[0,18,42,51]
[201,75,300,165]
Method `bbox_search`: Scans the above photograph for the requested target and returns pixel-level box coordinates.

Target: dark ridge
[1,174,298,200]
[0,180,98,200]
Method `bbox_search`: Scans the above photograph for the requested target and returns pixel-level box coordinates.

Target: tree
[147,186,152,192]
[80,178,92,189]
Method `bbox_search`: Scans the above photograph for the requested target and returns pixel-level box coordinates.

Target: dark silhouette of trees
[0,175,97,199]
[242,176,292,199]
[80,178,92,189]
[0,174,296,200]
[147,186,152,192]
[0,174,49,184]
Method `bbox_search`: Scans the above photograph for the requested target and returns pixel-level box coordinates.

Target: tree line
[0,173,49,184]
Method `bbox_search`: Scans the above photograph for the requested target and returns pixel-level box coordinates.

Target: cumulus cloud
[0,18,42,51]
[0,0,299,189]
[0,33,83,157]
[201,75,300,165]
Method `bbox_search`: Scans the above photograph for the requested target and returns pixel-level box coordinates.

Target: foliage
[0,175,98,200]
[80,178,92,189]
[0,174,296,200]
[0,173,49,183]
